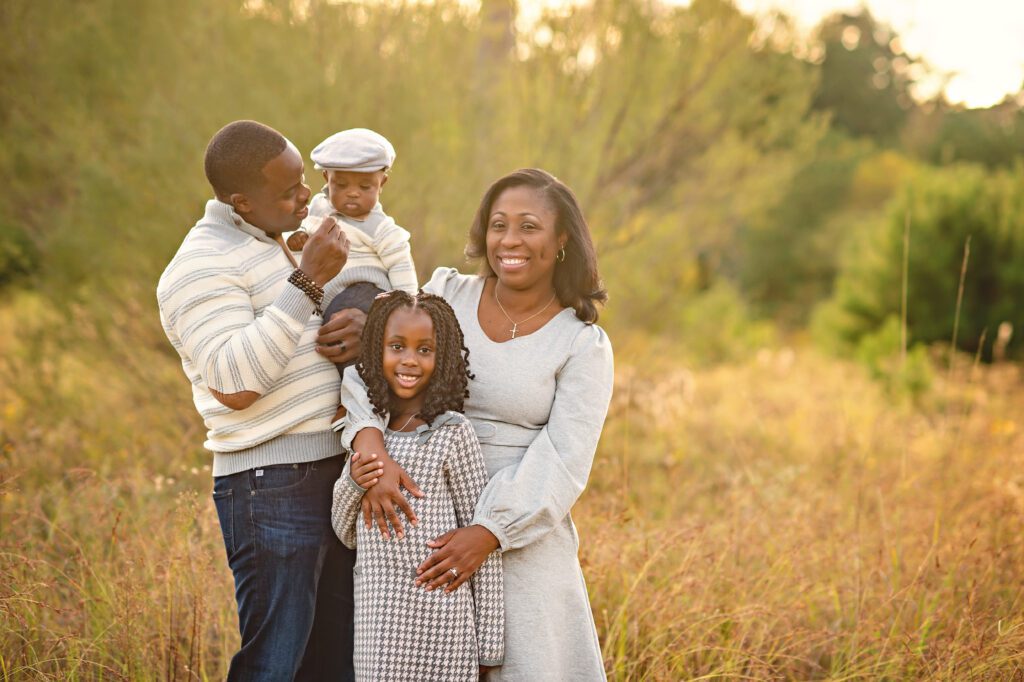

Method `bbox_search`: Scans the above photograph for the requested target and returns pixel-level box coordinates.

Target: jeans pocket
[212,488,235,556]
[253,462,312,493]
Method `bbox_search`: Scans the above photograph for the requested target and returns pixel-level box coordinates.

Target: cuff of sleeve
[275,280,317,324]
[339,455,367,495]
[346,473,367,494]
[480,659,503,667]
[472,517,509,553]
[339,418,384,452]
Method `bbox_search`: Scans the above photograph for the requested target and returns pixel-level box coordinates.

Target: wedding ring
[449,567,458,578]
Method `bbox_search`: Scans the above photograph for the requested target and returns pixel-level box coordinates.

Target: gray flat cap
[311,128,396,172]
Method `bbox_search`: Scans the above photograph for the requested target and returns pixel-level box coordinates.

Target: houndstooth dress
[331,412,504,681]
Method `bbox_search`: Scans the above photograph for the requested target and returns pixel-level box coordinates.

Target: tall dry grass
[1,294,1022,679]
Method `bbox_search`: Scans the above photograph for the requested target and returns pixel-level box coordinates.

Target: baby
[288,128,418,373]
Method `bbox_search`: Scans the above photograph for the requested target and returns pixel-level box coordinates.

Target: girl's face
[486,185,566,291]
[381,307,436,405]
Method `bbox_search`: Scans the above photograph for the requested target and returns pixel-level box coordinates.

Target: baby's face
[324,169,387,220]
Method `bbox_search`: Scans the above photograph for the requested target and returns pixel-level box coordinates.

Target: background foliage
[1,0,1023,678]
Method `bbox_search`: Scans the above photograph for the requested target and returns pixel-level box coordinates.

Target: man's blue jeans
[212,455,355,681]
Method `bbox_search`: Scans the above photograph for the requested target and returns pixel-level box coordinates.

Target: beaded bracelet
[288,268,324,316]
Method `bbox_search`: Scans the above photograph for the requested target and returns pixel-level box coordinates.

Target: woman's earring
[557,246,566,263]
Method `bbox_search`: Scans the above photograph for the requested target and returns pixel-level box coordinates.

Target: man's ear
[229,193,250,214]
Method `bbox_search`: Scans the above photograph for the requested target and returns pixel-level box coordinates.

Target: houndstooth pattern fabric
[332,412,505,680]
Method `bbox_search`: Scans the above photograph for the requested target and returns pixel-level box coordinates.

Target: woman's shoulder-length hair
[465,168,608,324]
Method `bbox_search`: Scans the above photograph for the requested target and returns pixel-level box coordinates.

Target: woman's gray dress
[341,268,614,681]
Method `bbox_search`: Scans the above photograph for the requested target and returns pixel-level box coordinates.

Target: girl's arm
[339,365,423,539]
[445,421,504,667]
[330,453,374,549]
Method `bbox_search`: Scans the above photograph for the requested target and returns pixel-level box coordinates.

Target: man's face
[233,142,311,235]
[324,169,387,220]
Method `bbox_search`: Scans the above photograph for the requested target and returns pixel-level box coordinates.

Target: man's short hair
[204,120,288,199]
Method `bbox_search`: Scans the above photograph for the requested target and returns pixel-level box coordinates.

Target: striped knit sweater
[295,193,417,294]
[157,199,345,476]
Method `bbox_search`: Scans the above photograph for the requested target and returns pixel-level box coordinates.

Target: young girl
[331,290,504,680]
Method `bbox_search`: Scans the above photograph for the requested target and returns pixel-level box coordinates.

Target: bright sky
[515,0,1024,108]
[734,0,1024,107]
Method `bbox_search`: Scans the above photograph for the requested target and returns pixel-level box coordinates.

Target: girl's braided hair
[356,290,473,424]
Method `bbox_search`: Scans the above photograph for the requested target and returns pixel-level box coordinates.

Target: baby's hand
[286,230,309,251]
[350,452,384,489]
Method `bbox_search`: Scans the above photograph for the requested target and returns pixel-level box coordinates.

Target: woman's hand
[415,525,499,593]
[349,452,384,488]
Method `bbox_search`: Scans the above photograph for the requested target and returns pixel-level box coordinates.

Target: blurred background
[1,0,1022,678]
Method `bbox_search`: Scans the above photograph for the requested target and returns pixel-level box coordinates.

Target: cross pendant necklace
[494,283,557,339]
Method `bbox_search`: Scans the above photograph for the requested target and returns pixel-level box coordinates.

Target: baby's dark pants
[322,282,385,378]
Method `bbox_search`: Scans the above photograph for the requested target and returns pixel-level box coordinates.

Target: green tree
[905,97,1024,168]
[812,9,916,143]
[815,163,1024,360]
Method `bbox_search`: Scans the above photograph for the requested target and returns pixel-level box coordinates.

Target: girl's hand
[415,525,499,593]
[350,452,384,488]
[355,428,424,540]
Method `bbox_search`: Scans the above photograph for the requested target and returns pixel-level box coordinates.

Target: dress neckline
[472,276,571,345]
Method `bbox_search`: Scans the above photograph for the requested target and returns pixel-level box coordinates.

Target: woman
[339,168,613,680]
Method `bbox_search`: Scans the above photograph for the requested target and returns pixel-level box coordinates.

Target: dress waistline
[469,418,541,448]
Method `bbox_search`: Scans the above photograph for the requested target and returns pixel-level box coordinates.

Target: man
[157,120,365,680]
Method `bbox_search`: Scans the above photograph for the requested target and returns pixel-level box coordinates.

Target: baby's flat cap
[311,128,396,172]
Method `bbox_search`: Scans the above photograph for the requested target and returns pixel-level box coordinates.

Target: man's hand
[298,216,348,287]
[316,308,366,365]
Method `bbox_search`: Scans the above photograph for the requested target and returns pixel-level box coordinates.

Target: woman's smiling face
[486,185,565,291]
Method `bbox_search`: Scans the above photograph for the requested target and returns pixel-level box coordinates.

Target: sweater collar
[202,199,278,245]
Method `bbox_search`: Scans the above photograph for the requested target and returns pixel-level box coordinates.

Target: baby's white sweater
[296,193,417,294]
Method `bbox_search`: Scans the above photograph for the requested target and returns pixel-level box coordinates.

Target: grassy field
[1,289,1023,680]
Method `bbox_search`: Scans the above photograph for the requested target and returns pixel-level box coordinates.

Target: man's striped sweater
[157,200,344,476]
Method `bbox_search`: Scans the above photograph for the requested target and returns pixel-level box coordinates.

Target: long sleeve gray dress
[340,267,614,681]
[331,412,504,681]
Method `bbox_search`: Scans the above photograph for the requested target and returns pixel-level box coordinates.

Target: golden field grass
[1,289,1023,680]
